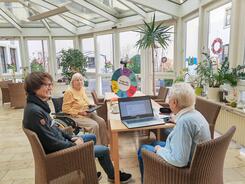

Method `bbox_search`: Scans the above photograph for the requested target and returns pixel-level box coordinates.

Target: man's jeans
[82,134,114,178]
[138,141,166,182]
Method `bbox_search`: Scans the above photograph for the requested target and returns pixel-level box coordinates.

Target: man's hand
[74,138,84,145]
[78,111,88,116]
[71,136,83,142]
[154,145,162,152]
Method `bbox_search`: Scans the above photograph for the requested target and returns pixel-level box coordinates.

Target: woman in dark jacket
[23,72,131,183]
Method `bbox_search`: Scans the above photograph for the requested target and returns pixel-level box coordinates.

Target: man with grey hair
[138,82,211,182]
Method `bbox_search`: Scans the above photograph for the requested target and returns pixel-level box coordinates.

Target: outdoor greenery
[60,49,87,82]
[30,59,44,72]
[128,54,141,74]
[135,14,172,95]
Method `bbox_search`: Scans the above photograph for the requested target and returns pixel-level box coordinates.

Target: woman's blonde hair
[168,82,196,109]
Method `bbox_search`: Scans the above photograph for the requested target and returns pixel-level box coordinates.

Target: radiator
[216,107,245,146]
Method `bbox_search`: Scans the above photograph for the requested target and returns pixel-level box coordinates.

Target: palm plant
[135,14,172,95]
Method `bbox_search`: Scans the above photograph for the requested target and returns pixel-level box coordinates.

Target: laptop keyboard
[125,117,157,124]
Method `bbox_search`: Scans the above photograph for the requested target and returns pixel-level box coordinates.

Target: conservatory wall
[0,0,244,96]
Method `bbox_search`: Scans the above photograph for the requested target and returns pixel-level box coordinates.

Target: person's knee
[94,145,110,157]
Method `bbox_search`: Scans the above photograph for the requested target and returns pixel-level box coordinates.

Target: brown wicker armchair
[8,82,26,108]
[150,87,169,105]
[195,97,221,139]
[23,128,98,184]
[0,80,12,104]
[142,126,236,184]
[91,90,108,123]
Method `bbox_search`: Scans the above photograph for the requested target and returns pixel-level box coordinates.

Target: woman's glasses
[42,82,53,88]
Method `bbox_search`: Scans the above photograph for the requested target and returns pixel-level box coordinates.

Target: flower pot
[207,87,220,101]
[195,87,203,96]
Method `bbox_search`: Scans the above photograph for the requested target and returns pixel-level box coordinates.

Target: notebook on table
[118,96,165,129]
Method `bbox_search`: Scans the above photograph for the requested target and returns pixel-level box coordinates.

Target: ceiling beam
[77,12,172,35]
[18,1,51,32]
[118,0,147,18]
[40,19,51,32]
[28,6,69,21]
[127,0,180,17]
[72,0,118,22]
[28,3,77,34]
[28,0,95,28]
[65,6,96,28]
[0,8,22,32]
[88,0,119,16]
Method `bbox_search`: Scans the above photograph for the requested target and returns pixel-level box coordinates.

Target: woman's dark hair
[24,72,53,95]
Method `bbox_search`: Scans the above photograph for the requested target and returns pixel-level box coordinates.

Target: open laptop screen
[118,96,153,120]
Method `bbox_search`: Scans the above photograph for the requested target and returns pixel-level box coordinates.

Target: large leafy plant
[196,53,241,88]
[135,14,172,95]
[60,49,87,82]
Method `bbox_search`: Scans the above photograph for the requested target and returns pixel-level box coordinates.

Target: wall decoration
[211,38,223,55]
[111,68,137,98]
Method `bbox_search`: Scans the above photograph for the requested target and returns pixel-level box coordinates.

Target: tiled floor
[1,102,245,184]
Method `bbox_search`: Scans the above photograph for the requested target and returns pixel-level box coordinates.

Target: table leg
[111,132,120,184]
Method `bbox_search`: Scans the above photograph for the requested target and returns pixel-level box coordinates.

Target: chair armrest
[98,98,104,103]
[45,141,97,181]
[154,99,165,102]
[149,95,158,100]
[61,126,73,135]
[51,112,70,117]
[142,150,189,184]
[158,102,170,108]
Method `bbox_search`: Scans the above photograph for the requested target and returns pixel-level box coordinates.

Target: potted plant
[135,14,172,95]
[196,52,241,100]
[31,59,45,72]
[7,63,16,82]
[59,49,87,83]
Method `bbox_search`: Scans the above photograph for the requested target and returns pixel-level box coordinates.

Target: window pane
[208,2,232,65]
[97,34,114,74]
[27,40,49,72]
[86,77,96,94]
[154,26,174,72]
[102,76,112,95]
[185,17,199,75]
[0,40,21,74]
[55,40,74,70]
[119,31,141,74]
[82,38,95,73]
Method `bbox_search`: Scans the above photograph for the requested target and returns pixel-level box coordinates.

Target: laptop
[118,96,165,129]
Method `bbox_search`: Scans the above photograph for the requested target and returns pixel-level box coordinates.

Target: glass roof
[0,0,189,33]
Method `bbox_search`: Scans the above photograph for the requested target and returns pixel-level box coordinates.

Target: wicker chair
[23,128,98,184]
[0,80,12,104]
[8,82,26,108]
[142,126,236,184]
[91,90,108,123]
[195,97,221,139]
[150,87,169,106]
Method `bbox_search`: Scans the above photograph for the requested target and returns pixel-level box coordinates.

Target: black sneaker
[97,172,102,181]
[108,171,132,183]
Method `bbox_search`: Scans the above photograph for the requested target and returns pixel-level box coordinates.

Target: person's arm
[62,91,81,116]
[28,110,75,153]
[156,120,192,167]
